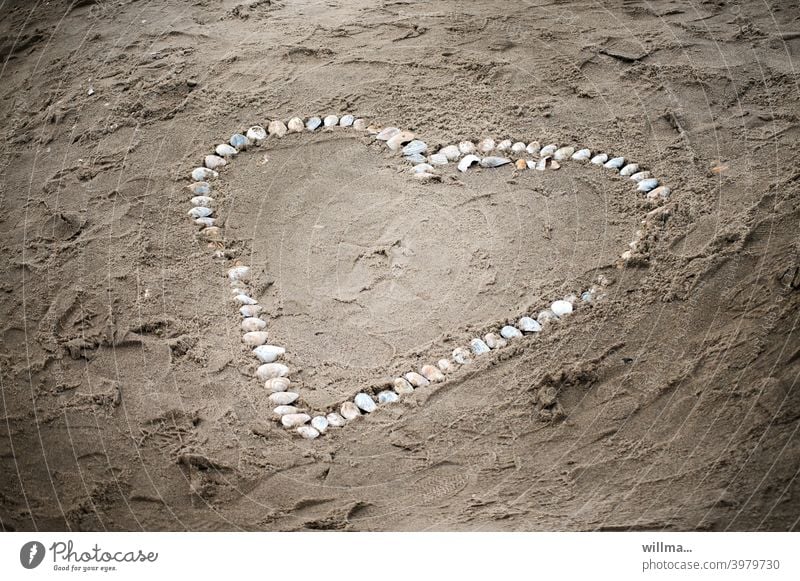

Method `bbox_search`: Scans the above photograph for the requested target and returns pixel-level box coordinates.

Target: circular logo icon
[20,541,45,569]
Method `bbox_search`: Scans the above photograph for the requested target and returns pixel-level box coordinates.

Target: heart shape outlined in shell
[186,114,673,440]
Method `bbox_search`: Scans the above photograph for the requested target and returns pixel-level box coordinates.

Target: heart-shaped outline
[186,114,673,440]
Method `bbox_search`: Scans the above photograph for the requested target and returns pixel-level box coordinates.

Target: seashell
[273,405,301,416]
[297,426,319,439]
[188,181,211,195]
[511,141,526,154]
[386,130,415,151]
[539,144,557,157]
[353,118,367,130]
[551,300,573,317]
[188,206,213,219]
[470,338,491,355]
[230,133,251,150]
[215,143,238,158]
[458,141,476,154]
[402,140,427,156]
[452,347,471,365]
[376,127,400,141]
[378,390,399,404]
[256,363,289,381]
[405,153,427,164]
[306,117,322,132]
[537,309,557,324]
[496,139,512,151]
[535,157,550,171]
[311,415,329,433]
[581,290,594,303]
[404,372,430,388]
[517,316,542,333]
[323,114,339,127]
[484,333,506,349]
[235,294,257,305]
[281,413,310,428]
[515,159,527,170]
[500,325,522,339]
[228,265,250,281]
[195,217,216,227]
[265,377,290,393]
[240,304,263,317]
[287,117,305,132]
[603,156,625,169]
[478,138,496,153]
[268,120,288,137]
[341,401,361,420]
[394,377,414,394]
[243,331,269,346]
[554,146,575,161]
[637,178,659,192]
[411,163,434,174]
[413,172,440,183]
[246,125,267,144]
[457,154,481,173]
[590,153,608,165]
[428,153,448,165]
[192,167,218,181]
[646,185,671,201]
[480,156,511,168]
[253,344,285,363]
[526,141,541,155]
[620,163,640,176]
[204,154,227,170]
[354,393,377,413]
[191,196,215,207]
[326,412,346,427]
[526,160,537,169]
[439,145,461,160]
[630,170,651,182]
[339,114,355,127]
[572,148,591,161]
[270,391,299,406]
[437,359,452,372]
[420,364,445,383]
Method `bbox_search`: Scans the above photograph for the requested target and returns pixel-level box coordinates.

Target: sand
[0,0,798,531]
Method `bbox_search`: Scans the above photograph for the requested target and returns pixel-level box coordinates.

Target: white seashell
[551,300,573,317]
[405,153,427,164]
[420,364,445,383]
[256,363,289,381]
[204,154,226,169]
[428,153,448,165]
[452,347,471,364]
[376,127,400,141]
[323,114,339,127]
[287,117,305,132]
[572,148,592,161]
[480,156,511,168]
[311,415,329,433]
[230,133,251,150]
[458,154,481,173]
[539,144,557,157]
[306,117,322,131]
[265,377,290,393]
[439,145,461,160]
[243,331,269,346]
[478,138,496,153]
[647,185,671,200]
[242,318,267,332]
[386,131,414,151]
[518,316,542,333]
[268,120,288,137]
[511,142,526,154]
[188,206,213,219]
[195,217,216,227]
[526,160,537,169]
[535,157,549,171]
[235,294,257,305]
[191,196,215,207]
[620,163,640,176]
[297,426,319,439]
[393,377,414,394]
[554,146,575,161]
[537,309,557,324]
[526,141,541,155]
[228,265,251,281]
[269,391,299,406]
[246,125,267,144]
[603,156,625,169]
[437,359,452,373]
[281,413,310,428]
[496,139,512,151]
[458,141,476,154]
[500,325,523,339]
[240,304,263,317]
[273,405,301,416]
[637,178,659,192]
[253,344,285,363]
[470,338,491,355]
[340,401,361,420]
[590,153,608,165]
[339,114,355,127]
[378,390,399,404]
[354,393,377,413]
[630,170,651,182]
[326,412,346,427]
[404,372,430,388]
[484,333,506,349]
[402,140,427,156]
[215,143,238,158]
[353,118,367,130]
[191,167,218,181]
[411,163,434,174]
[188,181,211,195]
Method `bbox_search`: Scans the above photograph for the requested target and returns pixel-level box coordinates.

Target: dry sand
[0,0,798,531]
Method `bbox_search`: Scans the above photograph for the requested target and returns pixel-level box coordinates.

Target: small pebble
[188,182,211,195]
[551,300,573,317]
[242,331,269,346]
[228,265,251,281]
[378,390,399,404]
[630,170,651,182]
[515,159,527,170]
[554,146,575,161]
[253,344,285,363]
[478,138,496,153]
[273,405,301,416]
[311,416,329,433]
[405,153,427,164]
[326,412,346,427]
[215,143,238,158]
[496,139,512,151]
[458,141,476,154]
[581,291,594,303]
[230,134,250,150]
[306,117,322,131]
[339,114,355,127]
[188,207,213,219]
[404,372,430,388]
[500,325,523,339]
[647,185,671,200]
[265,377,291,393]
[353,118,367,130]
[354,393,377,413]
[256,362,289,381]
[428,153,448,165]
[539,144,557,157]
[375,127,400,141]
[235,294,257,305]
[195,217,216,227]
[603,156,625,170]
[526,141,541,155]
[420,364,445,383]
[191,195,215,207]
[191,167,218,181]
[240,304,263,317]
[637,178,659,192]
[268,120,288,137]
[411,163,434,174]
[204,154,227,170]
[287,117,305,132]
[470,338,491,355]
[281,413,310,428]
[296,426,319,439]
[394,377,415,394]
[269,392,299,406]
[517,316,542,333]
[340,401,361,420]
[452,347,471,364]
[572,148,591,161]
[437,359,452,372]
[483,333,503,349]
[620,163,640,176]
[590,153,608,165]
[323,114,339,127]
[246,126,267,144]
[537,309,557,324]
[402,140,427,156]
[241,318,267,333]
[439,145,461,160]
